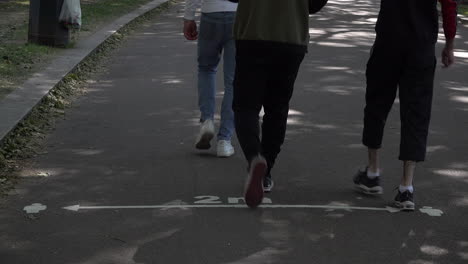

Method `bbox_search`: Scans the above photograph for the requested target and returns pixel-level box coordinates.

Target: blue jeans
[198,12,236,141]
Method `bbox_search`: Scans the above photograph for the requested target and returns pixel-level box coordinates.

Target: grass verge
[0,0,175,196]
[80,0,158,32]
[460,4,468,17]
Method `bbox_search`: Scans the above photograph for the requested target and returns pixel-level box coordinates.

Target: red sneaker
[244,156,267,208]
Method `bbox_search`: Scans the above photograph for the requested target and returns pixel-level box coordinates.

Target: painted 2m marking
[194,195,272,204]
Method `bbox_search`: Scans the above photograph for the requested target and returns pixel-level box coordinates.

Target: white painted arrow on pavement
[62,204,444,216]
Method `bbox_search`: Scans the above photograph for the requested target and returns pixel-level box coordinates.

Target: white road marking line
[23,203,47,214]
[419,206,444,217]
[61,204,444,216]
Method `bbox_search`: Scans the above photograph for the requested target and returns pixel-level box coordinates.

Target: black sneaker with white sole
[353,168,383,195]
[263,174,274,193]
[394,190,415,211]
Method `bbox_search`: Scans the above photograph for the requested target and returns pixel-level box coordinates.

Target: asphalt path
[1,1,468,263]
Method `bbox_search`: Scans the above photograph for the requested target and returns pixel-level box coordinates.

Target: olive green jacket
[233,0,310,51]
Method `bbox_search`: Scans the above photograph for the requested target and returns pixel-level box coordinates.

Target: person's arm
[439,0,458,67]
[183,0,201,40]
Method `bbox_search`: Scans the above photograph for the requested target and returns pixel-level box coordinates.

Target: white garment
[184,0,237,20]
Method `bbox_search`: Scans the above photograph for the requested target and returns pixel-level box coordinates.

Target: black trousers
[233,41,305,172]
[363,38,436,162]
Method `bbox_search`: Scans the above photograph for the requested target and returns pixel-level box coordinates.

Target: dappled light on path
[0,0,467,263]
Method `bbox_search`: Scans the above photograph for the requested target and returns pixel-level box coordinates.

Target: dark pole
[28,0,70,47]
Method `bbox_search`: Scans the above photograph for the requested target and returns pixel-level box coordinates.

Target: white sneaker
[216,140,234,157]
[195,120,215,150]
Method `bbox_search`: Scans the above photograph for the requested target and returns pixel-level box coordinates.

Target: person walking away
[231,0,310,208]
[353,0,458,211]
[183,0,237,157]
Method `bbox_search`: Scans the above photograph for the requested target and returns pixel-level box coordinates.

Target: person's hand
[183,19,198,40]
[442,39,455,68]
